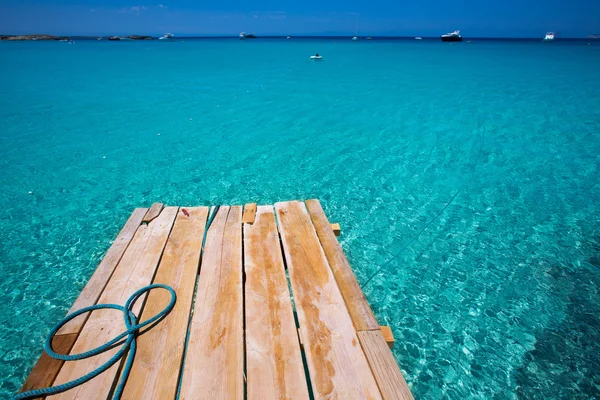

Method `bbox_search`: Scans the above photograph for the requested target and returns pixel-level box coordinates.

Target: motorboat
[159,33,174,40]
[97,37,103,40]
[239,32,257,39]
[310,54,323,60]
[543,32,555,42]
[415,37,422,40]
[441,30,462,42]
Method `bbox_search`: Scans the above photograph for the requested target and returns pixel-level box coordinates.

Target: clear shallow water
[1,38,599,398]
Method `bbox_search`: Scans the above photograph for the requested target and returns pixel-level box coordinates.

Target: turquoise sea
[1,38,599,398]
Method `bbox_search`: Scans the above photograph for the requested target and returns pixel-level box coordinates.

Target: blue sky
[0,0,599,37]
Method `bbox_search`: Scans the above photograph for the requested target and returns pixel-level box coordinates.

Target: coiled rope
[15,284,176,400]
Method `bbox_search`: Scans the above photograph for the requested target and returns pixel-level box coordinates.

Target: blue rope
[15,284,176,400]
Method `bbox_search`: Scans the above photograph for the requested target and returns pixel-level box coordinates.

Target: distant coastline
[0,34,153,41]
[0,34,68,41]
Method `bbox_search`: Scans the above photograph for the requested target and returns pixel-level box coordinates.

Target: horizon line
[2,33,598,40]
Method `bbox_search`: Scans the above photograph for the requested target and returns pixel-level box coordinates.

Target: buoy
[28,191,33,195]
[157,133,161,136]
[190,118,193,121]
[102,156,106,159]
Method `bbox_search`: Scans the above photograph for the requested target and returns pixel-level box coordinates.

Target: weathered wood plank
[21,209,147,393]
[57,208,148,336]
[305,199,380,331]
[357,330,413,400]
[380,326,395,349]
[242,202,257,224]
[179,206,244,400]
[330,223,341,236]
[142,202,164,223]
[19,333,78,394]
[245,206,309,400]
[121,207,209,399]
[275,201,382,400]
[49,207,178,400]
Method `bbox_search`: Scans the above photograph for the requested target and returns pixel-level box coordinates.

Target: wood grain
[357,330,413,400]
[19,334,78,393]
[121,207,209,399]
[49,207,178,400]
[330,223,341,236]
[245,206,309,400]
[379,326,395,349]
[179,206,244,400]
[276,200,382,400]
[305,199,380,331]
[58,208,147,336]
[242,203,257,224]
[143,202,164,223]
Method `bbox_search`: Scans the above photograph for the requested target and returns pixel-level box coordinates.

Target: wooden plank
[357,330,413,400]
[58,208,148,336]
[245,206,309,400]
[179,206,244,400]
[330,223,341,236]
[21,209,146,393]
[19,334,77,393]
[242,202,257,224]
[142,202,164,223]
[121,207,209,399]
[275,201,382,400]
[49,207,178,400]
[305,199,380,331]
[380,326,395,349]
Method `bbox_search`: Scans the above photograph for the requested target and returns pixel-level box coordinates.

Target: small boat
[108,36,120,41]
[441,30,462,42]
[543,32,555,42]
[239,32,257,39]
[352,14,359,41]
[287,34,291,39]
[415,37,422,40]
[310,54,323,60]
[58,38,69,42]
[159,33,174,40]
[97,37,103,40]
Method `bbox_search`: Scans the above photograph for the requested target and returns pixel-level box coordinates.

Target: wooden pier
[21,200,413,399]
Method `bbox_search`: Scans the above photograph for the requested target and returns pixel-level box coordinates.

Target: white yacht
[441,30,462,42]
[159,33,174,40]
[415,37,422,40]
[543,32,555,42]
